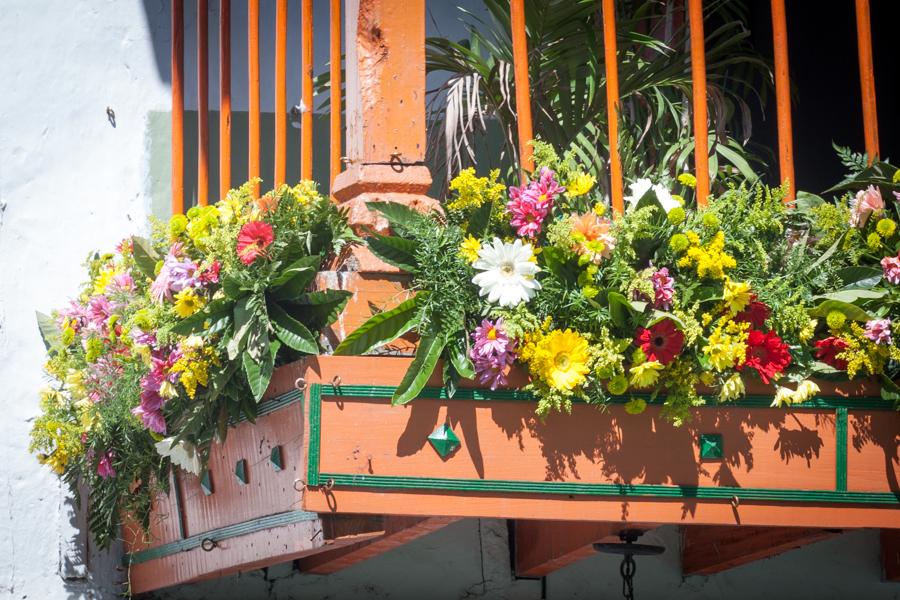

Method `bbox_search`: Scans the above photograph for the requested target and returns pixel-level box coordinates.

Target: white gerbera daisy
[471,238,541,307]
[625,178,681,214]
[155,437,203,475]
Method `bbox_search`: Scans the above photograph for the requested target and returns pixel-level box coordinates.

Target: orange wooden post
[171,0,185,214]
[854,0,879,163]
[770,0,794,201]
[197,0,210,206]
[275,0,288,186]
[330,0,343,196]
[601,0,624,215]
[301,0,314,181]
[248,0,261,197]
[687,0,709,206]
[219,0,232,200]
[510,0,534,181]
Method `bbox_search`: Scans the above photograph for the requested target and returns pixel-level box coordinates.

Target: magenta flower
[97,451,116,479]
[881,254,900,284]
[470,319,517,389]
[864,318,892,345]
[132,405,167,434]
[506,168,562,238]
[109,272,134,293]
[85,296,116,333]
[650,267,675,310]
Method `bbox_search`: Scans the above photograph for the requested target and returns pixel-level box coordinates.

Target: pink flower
[237,221,275,265]
[470,319,517,389]
[881,254,900,284]
[849,185,884,228]
[85,296,115,334]
[472,319,511,357]
[109,272,134,293]
[132,405,167,434]
[650,268,675,310]
[506,168,562,238]
[97,451,116,479]
[864,318,892,345]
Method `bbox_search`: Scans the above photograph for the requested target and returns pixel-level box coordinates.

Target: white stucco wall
[0,2,897,600]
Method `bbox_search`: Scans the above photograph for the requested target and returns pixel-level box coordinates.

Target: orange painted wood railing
[248,0,261,198]
[301,0,314,181]
[219,0,232,201]
[171,0,184,215]
[510,0,534,182]
[854,0,879,163]
[687,0,709,207]
[770,0,794,202]
[601,0,624,215]
[197,0,210,206]
[274,0,288,187]
[330,0,343,195]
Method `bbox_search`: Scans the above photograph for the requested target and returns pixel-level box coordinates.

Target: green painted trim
[318,384,893,410]
[127,510,320,565]
[308,384,322,487]
[836,408,849,492]
[319,473,900,506]
[306,383,900,507]
[232,388,303,424]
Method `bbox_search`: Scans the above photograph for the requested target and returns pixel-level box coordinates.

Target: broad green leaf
[241,340,279,402]
[334,296,422,355]
[366,201,428,230]
[447,332,475,379]
[879,374,900,408]
[392,334,447,405]
[809,299,873,322]
[813,289,885,303]
[466,201,493,238]
[608,291,637,328]
[291,289,352,326]
[366,234,419,272]
[269,254,321,290]
[36,311,61,350]
[227,295,256,359]
[131,236,160,278]
[808,233,845,273]
[837,266,882,289]
[269,303,319,354]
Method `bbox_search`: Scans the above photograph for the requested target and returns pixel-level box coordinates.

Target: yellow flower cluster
[521,328,591,392]
[170,337,218,399]
[459,235,482,263]
[677,231,736,279]
[566,172,596,197]
[173,288,206,318]
[447,168,506,211]
[722,278,752,315]
[838,323,900,378]
[703,320,749,371]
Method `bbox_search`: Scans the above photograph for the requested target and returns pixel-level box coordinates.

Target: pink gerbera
[237,221,275,265]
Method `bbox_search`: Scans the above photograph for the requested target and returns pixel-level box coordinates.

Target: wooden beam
[248,0,260,197]
[514,520,656,578]
[301,0,314,180]
[882,529,900,582]
[601,0,624,215]
[197,0,210,205]
[510,0,534,180]
[219,0,232,200]
[770,0,795,201]
[682,526,837,576]
[687,0,709,206]
[171,0,184,214]
[274,0,287,186]
[854,0,879,162]
[329,0,342,196]
[297,516,459,574]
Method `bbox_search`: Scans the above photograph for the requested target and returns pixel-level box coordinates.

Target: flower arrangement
[29,180,352,546]
[336,142,900,421]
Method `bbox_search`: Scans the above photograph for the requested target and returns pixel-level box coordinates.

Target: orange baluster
[248,0,261,197]
[171,0,184,214]
[855,0,879,163]
[770,0,794,201]
[601,0,624,215]
[301,0,314,181]
[197,0,210,206]
[688,0,709,206]
[219,0,232,201]
[330,0,342,196]
[510,0,534,182]
[275,0,287,186]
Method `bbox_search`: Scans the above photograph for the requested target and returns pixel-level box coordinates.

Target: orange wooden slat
[248,0,261,197]
[510,0,534,182]
[601,0,624,215]
[301,0,314,181]
[275,0,288,186]
[770,0,794,201]
[171,0,185,215]
[329,0,342,195]
[197,0,210,206]
[854,0,879,163]
[219,0,232,200]
[688,0,709,206]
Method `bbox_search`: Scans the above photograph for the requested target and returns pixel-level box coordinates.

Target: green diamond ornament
[270,445,284,471]
[428,423,461,459]
[235,458,249,485]
[699,433,723,460]
[200,470,214,496]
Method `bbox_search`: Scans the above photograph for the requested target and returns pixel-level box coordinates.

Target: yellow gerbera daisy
[173,288,205,318]
[459,235,482,263]
[533,329,591,391]
[629,360,663,388]
[567,172,596,197]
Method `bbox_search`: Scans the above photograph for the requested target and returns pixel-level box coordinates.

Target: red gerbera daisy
[634,319,684,365]
[739,329,791,384]
[734,296,770,329]
[236,221,274,265]
[814,336,849,370]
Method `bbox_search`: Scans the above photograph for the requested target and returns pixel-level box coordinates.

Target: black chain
[620,554,636,600]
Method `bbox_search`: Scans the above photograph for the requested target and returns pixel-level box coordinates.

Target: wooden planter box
[124,354,900,592]
[300,356,900,529]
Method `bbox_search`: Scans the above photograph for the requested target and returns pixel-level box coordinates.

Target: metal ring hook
[294,377,307,392]
[201,538,218,552]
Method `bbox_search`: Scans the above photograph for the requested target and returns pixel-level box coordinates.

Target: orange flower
[571,213,616,262]
[255,193,279,215]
